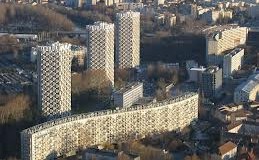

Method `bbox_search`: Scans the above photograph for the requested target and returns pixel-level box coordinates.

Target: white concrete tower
[116,11,140,69]
[86,22,114,86]
[37,42,72,120]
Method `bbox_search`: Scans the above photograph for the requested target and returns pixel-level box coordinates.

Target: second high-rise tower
[115,11,140,69]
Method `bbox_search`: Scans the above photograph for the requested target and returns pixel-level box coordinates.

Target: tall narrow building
[201,66,222,99]
[86,22,114,86]
[116,11,140,69]
[37,42,72,120]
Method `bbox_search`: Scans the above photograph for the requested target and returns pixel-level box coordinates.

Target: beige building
[115,11,140,69]
[113,82,143,108]
[37,42,72,120]
[201,9,233,24]
[21,92,199,160]
[214,104,251,123]
[86,22,114,86]
[206,26,247,65]
[223,48,244,78]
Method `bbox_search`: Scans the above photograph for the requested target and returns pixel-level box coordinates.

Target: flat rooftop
[236,72,259,93]
[225,48,244,57]
[203,24,243,37]
[204,66,220,73]
[242,80,258,93]
[190,66,206,72]
[114,82,142,94]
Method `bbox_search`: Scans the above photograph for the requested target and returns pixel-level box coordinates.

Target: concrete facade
[188,66,206,83]
[37,42,72,120]
[206,26,247,65]
[115,11,140,69]
[113,82,143,108]
[202,66,222,99]
[223,48,244,78]
[234,73,259,103]
[21,92,199,160]
[86,22,114,86]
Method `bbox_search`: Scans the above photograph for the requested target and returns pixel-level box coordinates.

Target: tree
[0,35,21,54]
[0,4,74,31]
[0,94,31,124]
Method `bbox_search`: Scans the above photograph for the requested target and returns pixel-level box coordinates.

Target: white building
[86,22,114,86]
[188,66,206,83]
[113,82,143,108]
[21,92,199,160]
[165,14,177,27]
[205,25,247,65]
[115,11,140,69]
[37,42,71,120]
[223,48,244,78]
[85,0,118,6]
[234,73,259,103]
[212,141,237,160]
[115,3,144,11]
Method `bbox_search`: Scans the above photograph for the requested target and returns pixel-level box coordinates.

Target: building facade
[223,48,244,78]
[115,11,140,69]
[113,82,143,108]
[32,45,86,68]
[234,73,259,103]
[248,5,259,18]
[37,42,71,120]
[86,22,114,86]
[206,26,247,65]
[202,66,222,99]
[188,66,206,83]
[115,3,144,11]
[21,92,199,160]
[201,10,233,24]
